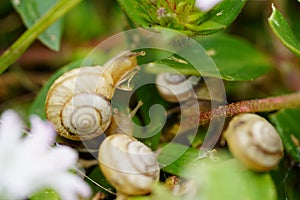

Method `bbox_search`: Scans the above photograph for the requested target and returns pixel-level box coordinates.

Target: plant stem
[0,0,83,75]
[198,92,300,125]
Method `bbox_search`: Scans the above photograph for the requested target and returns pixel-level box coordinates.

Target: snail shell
[156,73,224,103]
[224,113,284,172]
[98,134,160,196]
[155,73,200,102]
[46,66,113,141]
[46,51,145,141]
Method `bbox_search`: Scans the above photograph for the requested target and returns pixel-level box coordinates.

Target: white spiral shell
[98,134,160,196]
[46,66,114,140]
[224,113,284,172]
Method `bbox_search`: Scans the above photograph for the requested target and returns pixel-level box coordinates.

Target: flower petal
[0,111,91,200]
[0,110,23,147]
[36,145,78,174]
[49,173,92,200]
[30,115,56,146]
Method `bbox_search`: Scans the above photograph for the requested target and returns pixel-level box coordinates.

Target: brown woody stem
[198,92,300,125]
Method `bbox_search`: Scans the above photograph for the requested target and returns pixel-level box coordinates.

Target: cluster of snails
[45,51,160,198]
[45,50,285,199]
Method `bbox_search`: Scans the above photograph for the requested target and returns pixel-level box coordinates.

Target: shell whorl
[46,66,114,140]
[224,113,284,172]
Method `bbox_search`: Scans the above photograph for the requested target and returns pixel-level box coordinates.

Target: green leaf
[195,0,247,34]
[132,157,277,200]
[268,4,300,57]
[117,0,247,35]
[11,0,62,51]
[270,157,300,200]
[145,34,272,81]
[197,34,272,81]
[87,167,116,196]
[131,76,168,150]
[117,0,154,27]
[183,159,277,200]
[186,21,226,35]
[29,59,89,118]
[158,143,199,176]
[129,196,151,200]
[269,109,300,163]
[30,188,60,200]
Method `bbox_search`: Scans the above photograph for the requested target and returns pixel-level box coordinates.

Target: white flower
[195,0,223,12]
[0,110,91,200]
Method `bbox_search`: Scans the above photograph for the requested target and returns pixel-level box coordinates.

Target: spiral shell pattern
[224,113,284,172]
[98,134,160,196]
[46,66,114,140]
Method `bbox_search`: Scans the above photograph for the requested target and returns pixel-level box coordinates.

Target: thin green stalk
[0,0,84,75]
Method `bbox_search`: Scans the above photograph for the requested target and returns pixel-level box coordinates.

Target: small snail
[46,51,145,141]
[98,134,160,197]
[224,113,284,172]
[155,73,200,102]
[155,73,225,103]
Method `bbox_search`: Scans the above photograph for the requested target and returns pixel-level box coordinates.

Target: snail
[155,73,225,103]
[98,134,160,198]
[155,73,200,103]
[45,51,145,141]
[223,113,284,172]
